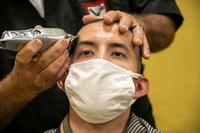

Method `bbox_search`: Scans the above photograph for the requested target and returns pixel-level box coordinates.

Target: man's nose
[95,47,107,59]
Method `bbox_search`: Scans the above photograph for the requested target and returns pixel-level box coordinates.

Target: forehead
[78,21,133,45]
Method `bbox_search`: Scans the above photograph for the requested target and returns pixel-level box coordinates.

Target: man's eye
[80,50,93,56]
[112,52,126,58]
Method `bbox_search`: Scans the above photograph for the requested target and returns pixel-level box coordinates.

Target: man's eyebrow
[77,40,95,46]
[76,40,130,52]
[109,43,130,52]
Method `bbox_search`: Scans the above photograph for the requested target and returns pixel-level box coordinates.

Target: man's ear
[57,75,66,92]
[134,77,149,99]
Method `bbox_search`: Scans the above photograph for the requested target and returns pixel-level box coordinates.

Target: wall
[144,0,200,132]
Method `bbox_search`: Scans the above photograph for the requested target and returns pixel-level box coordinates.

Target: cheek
[110,60,137,72]
[129,64,138,72]
[127,58,138,72]
[124,64,137,72]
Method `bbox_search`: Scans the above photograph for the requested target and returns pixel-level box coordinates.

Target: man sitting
[47,20,161,133]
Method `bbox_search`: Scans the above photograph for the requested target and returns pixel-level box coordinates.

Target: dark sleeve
[129,0,184,30]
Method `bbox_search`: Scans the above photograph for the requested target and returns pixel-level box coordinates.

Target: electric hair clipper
[0,28,75,52]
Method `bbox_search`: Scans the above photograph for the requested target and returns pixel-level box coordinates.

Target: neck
[67,107,131,133]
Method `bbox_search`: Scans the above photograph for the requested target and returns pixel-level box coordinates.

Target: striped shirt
[124,113,161,133]
[44,113,161,133]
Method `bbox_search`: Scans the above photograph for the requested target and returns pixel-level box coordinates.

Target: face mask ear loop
[130,72,142,101]
[130,76,137,105]
[131,72,143,79]
[129,72,142,85]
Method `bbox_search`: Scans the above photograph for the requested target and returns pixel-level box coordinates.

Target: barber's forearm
[135,14,176,52]
[0,75,37,129]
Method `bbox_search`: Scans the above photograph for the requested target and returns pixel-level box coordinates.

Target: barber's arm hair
[129,0,183,52]
[135,14,176,52]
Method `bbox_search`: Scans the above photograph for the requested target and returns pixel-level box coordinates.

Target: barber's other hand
[8,38,70,95]
[83,10,150,59]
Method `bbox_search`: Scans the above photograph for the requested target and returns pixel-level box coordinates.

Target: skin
[0,10,175,129]
[0,38,70,128]
[83,11,176,58]
[58,21,149,133]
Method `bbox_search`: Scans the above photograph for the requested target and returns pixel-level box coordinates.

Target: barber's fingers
[103,11,140,33]
[141,35,150,59]
[132,25,150,59]
[41,51,68,80]
[36,38,69,71]
[83,11,134,33]
[16,39,43,67]
[34,25,43,29]
[83,11,123,24]
[56,57,70,81]
[118,14,133,33]
[52,57,70,90]
[46,57,70,89]
[132,25,144,46]
[35,50,70,88]
[56,57,70,92]
[82,15,103,24]
[83,10,128,26]
[102,10,125,24]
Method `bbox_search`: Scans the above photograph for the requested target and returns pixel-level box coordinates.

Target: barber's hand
[8,38,70,95]
[83,10,150,59]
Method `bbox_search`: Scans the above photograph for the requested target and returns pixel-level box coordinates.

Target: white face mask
[65,59,142,124]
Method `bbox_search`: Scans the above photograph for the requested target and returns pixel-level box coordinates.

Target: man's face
[71,21,138,72]
[57,21,148,100]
